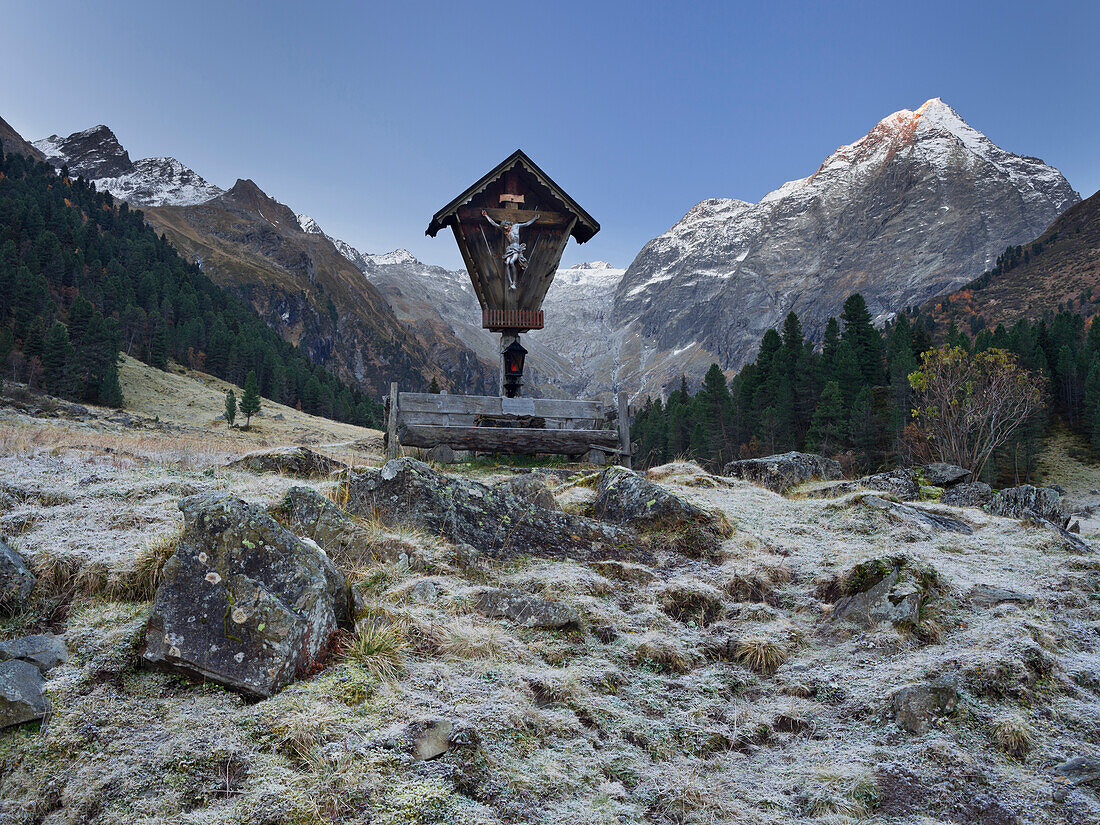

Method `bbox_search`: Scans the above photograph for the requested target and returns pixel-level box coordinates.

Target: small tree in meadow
[224,389,237,427]
[240,371,261,429]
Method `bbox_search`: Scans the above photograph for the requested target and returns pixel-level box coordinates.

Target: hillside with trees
[0,148,381,426]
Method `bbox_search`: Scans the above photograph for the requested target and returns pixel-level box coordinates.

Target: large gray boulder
[492,475,560,511]
[722,452,841,493]
[860,469,920,500]
[941,482,993,507]
[985,484,1067,528]
[143,492,348,698]
[889,680,960,733]
[593,465,715,528]
[0,660,47,728]
[0,634,68,674]
[828,556,938,629]
[340,458,641,561]
[0,539,35,613]
[229,446,345,479]
[474,588,580,629]
[862,495,974,534]
[922,463,971,487]
[275,486,379,574]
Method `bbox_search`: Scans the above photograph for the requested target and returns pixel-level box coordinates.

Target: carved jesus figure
[483,209,538,289]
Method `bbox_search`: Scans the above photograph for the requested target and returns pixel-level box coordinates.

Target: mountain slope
[615,98,1080,379]
[33,125,223,206]
[922,188,1100,329]
[0,115,44,161]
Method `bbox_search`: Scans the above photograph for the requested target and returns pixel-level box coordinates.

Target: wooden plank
[386,382,399,460]
[457,205,571,227]
[397,392,603,420]
[398,424,618,455]
[617,391,632,469]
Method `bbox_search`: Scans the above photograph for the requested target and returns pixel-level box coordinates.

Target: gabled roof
[425,149,600,243]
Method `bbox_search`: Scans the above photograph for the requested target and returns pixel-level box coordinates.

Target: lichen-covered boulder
[941,482,993,507]
[0,634,68,674]
[985,484,1067,528]
[340,458,641,561]
[860,469,920,500]
[862,495,974,534]
[143,492,348,698]
[0,660,47,728]
[474,587,580,629]
[722,452,842,493]
[0,539,35,613]
[276,487,380,571]
[889,680,960,733]
[593,466,715,528]
[923,463,971,488]
[967,584,1035,609]
[492,474,560,511]
[229,446,345,479]
[827,556,938,629]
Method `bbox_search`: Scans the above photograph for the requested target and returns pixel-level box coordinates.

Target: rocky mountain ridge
[614,98,1081,381]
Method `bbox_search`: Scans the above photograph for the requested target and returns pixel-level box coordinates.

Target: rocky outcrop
[889,681,960,733]
[985,485,1068,528]
[922,463,971,487]
[340,458,641,561]
[474,588,580,629]
[493,475,560,511]
[593,466,715,528]
[967,585,1035,609]
[275,487,378,574]
[143,492,349,698]
[229,446,345,479]
[860,469,920,500]
[0,660,47,728]
[942,482,993,507]
[0,634,68,674]
[722,452,841,493]
[862,496,973,534]
[0,540,35,612]
[826,556,938,629]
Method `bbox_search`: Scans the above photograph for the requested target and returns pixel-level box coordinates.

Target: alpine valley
[17,98,1086,400]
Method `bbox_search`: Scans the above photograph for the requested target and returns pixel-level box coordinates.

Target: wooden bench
[384,384,631,466]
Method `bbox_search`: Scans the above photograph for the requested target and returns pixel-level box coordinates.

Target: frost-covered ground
[2,415,1100,824]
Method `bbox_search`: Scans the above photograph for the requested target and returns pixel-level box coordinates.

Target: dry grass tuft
[429,616,520,660]
[631,632,695,674]
[734,636,789,674]
[990,713,1035,757]
[343,621,408,682]
[657,577,726,626]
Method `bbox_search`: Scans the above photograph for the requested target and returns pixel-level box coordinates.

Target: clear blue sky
[5,0,1098,269]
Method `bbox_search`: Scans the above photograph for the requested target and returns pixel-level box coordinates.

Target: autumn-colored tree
[908,346,1043,479]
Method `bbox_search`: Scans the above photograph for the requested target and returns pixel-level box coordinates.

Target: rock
[425,444,455,464]
[722,452,842,493]
[493,475,560,511]
[941,482,993,507]
[790,480,860,499]
[590,560,657,583]
[407,579,444,603]
[860,469,920,500]
[593,465,716,529]
[967,585,1035,609]
[985,484,1067,528]
[923,463,972,487]
[862,495,973,534]
[229,446,345,479]
[273,413,285,421]
[1053,756,1100,786]
[0,660,47,728]
[0,633,68,673]
[384,718,478,761]
[143,492,347,698]
[340,458,641,561]
[584,449,608,466]
[0,539,36,612]
[829,556,937,629]
[889,680,960,733]
[474,587,580,629]
[276,486,387,578]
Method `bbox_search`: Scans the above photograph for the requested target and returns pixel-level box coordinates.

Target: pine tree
[42,322,73,397]
[427,377,441,394]
[225,389,237,427]
[806,380,847,455]
[840,294,884,385]
[240,370,261,428]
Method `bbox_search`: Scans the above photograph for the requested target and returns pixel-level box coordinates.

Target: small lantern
[502,339,528,398]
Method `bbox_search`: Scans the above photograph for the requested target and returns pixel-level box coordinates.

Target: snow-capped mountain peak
[367,249,418,266]
[296,214,323,235]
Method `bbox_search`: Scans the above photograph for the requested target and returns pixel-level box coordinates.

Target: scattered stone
[0,634,68,673]
[584,449,608,466]
[143,492,347,698]
[590,560,657,583]
[340,458,641,561]
[0,539,36,612]
[828,556,937,629]
[985,484,1067,528]
[722,451,842,493]
[425,444,455,464]
[493,474,560,511]
[862,495,973,534]
[474,587,580,629]
[941,482,993,507]
[789,480,860,499]
[967,585,1035,609]
[0,660,47,728]
[923,463,972,487]
[229,446,345,479]
[272,413,285,421]
[593,465,719,530]
[383,718,478,761]
[407,579,444,604]
[1053,756,1100,786]
[889,680,960,733]
[860,469,920,500]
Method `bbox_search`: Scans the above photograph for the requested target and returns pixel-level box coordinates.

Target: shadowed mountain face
[0,115,44,161]
[924,188,1100,330]
[613,99,1080,379]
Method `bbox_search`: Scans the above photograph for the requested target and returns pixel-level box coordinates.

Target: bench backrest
[392,392,607,430]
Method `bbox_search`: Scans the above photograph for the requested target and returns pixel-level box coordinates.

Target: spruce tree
[806,380,847,455]
[427,377,441,394]
[840,294,884,385]
[240,370,261,428]
[225,389,237,427]
[42,322,73,397]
